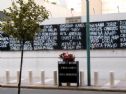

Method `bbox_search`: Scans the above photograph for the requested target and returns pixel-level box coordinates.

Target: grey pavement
[1,79,126,92]
[0,88,126,94]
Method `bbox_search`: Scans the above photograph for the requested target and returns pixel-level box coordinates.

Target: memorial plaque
[58,61,79,86]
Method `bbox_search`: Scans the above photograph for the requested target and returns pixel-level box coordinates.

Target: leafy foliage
[1,0,49,42]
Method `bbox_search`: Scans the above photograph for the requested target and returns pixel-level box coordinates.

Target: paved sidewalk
[1,78,126,92]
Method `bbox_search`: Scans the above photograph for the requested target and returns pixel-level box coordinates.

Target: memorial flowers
[59,52,75,62]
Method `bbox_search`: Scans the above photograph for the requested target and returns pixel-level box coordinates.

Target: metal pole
[86,0,91,86]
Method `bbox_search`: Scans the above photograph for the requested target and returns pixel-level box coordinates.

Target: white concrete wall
[41,13,126,25]
[1,13,126,80]
[0,49,126,80]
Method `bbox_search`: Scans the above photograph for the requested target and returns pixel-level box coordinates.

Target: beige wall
[34,0,80,18]
[42,2,79,18]
[81,0,102,16]
[102,0,126,14]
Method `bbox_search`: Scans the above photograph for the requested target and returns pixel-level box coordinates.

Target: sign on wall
[66,16,81,23]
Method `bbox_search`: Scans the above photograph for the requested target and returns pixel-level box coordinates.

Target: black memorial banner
[0,20,126,51]
[90,21,120,49]
[34,25,59,50]
[119,20,126,48]
[0,31,10,50]
[59,23,86,50]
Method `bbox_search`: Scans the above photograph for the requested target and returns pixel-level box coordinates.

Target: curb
[1,84,126,92]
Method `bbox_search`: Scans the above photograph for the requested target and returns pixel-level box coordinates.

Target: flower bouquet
[59,52,75,62]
